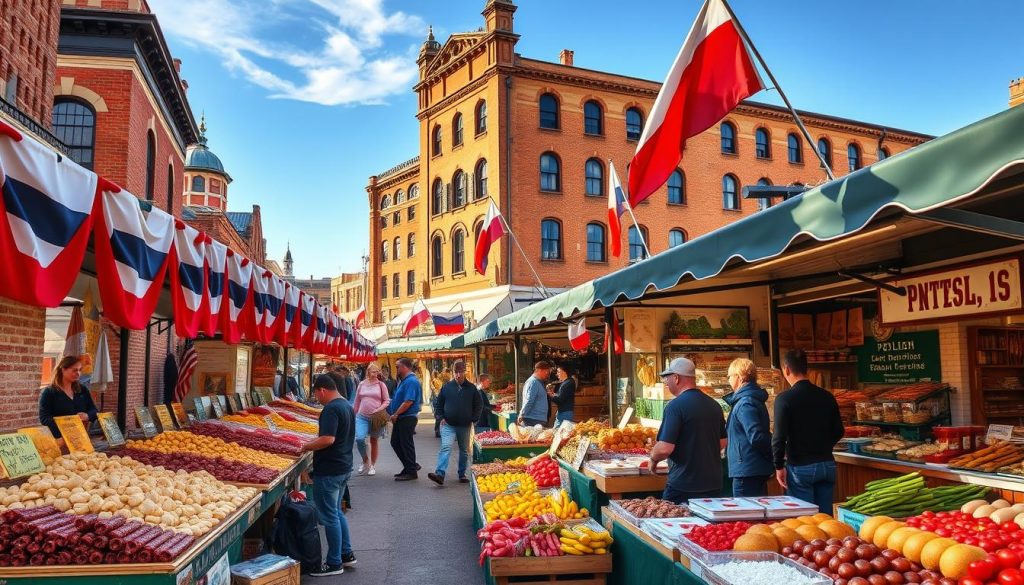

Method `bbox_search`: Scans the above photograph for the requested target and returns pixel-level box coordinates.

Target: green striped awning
[374,334,465,355]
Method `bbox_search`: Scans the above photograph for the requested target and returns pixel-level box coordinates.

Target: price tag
[153,405,176,432]
[264,415,279,433]
[548,420,575,459]
[502,480,522,495]
[193,397,209,421]
[233,394,245,412]
[987,424,1014,443]
[617,407,635,430]
[16,426,61,465]
[238,393,250,410]
[250,390,263,406]
[171,402,190,428]
[134,407,159,438]
[97,412,125,446]
[255,387,275,405]
[211,397,225,418]
[559,466,571,492]
[0,433,44,478]
[54,415,94,453]
[572,437,592,471]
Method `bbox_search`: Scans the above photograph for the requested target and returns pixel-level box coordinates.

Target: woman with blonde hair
[352,362,391,476]
[723,358,773,497]
[39,355,98,438]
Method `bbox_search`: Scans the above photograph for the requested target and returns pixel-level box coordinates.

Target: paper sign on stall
[135,407,159,438]
[988,424,1014,442]
[0,433,44,478]
[54,415,94,453]
[171,402,190,428]
[255,386,275,405]
[232,394,245,412]
[572,437,592,471]
[548,420,574,458]
[239,393,250,409]
[96,412,125,446]
[17,426,61,465]
[193,397,209,421]
[211,397,225,418]
[153,405,176,432]
[264,416,279,433]
[617,407,635,430]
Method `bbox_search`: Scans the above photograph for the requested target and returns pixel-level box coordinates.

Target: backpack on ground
[271,496,323,573]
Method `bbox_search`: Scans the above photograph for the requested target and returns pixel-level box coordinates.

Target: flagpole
[719,0,835,181]
[496,210,552,298]
[613,160,651,259]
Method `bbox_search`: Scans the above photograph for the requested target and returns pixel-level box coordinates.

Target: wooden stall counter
[835,452,1024,502]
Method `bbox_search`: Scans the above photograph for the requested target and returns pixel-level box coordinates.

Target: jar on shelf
[883,402,902,423]
[868,404,884,421]
[855,402,873,421]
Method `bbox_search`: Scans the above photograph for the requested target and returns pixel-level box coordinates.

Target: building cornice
[416,69,498,121]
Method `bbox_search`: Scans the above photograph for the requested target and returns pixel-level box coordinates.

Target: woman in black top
[548,364,577,425]
[39,355,98,438]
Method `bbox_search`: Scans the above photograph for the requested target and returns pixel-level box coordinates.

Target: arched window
[722,174,740,210]
[787,133,802,163]
[539,93,559,129]
[848,143,861,172]
[584,100,603,135]
[395,189,405,203]
[52,98,96,169]
[878,147,890,161]
[541,219,562,260]
[432,178,444,215]
[409,185,419,199]
[452,170,467,207]
[817,137,832,168]
[381,240,389,263]
[628,225,649,262]
[585,158,603,196]
[431,236,443,277]
[381,194,392,210]
[393,237,401,261]
[191,175,205,192]
[669,229,686,248]
[540,152,560,192]
[145,131,156,201]
[452,229,466,274]
[626,107,643,141]
[756,178,772,211]
[393,273,399,298]
[667,169,685,204]
[407,233,415,257]
[432,125,442,156]
[475,159,488,199]
[586,223,606,262]
[452,113,464,147]
[407,270,415,296]
[476,100,487,134]
[755,127,770,159]
[721,122,737,154]
[381,276,388,299]
[166,163,174,213]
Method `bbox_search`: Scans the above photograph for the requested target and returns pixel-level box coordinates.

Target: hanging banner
[0,122,99,307]
[792,314,813,350]
[170,221,209,338]
[830,310,848,349]
[880,258,1022,326]
[202,238,228,337]
[221,249,254,343]
[777,313,794,349]
[814,313,832,350]
[279,282,299,346]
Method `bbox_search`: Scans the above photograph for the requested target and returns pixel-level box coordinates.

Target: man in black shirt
[548,364,576,425]
[428,360,481,486]
[772,349,845,514]
[301,375,357,576]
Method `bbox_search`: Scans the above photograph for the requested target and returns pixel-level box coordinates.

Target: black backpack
[271,497,323,573]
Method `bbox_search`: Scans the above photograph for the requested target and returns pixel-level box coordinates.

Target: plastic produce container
[693,551,831,585]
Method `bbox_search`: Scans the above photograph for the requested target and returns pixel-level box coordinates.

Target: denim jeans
[555,410,574,425]
[312,472,353,566]
[731,476,770,497]
[354,414,384,460]
[435,423,472,478]
[786,461,837,514]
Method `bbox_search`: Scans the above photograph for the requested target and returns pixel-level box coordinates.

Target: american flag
[174,339,198,402]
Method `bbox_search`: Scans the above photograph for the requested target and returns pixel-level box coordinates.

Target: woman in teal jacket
[724,358,774,497]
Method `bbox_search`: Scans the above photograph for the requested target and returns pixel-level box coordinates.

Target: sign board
[255,386,275,406]
[572,437,592,471]
[617,407,635,430]
[624,308,657,353]
[135,407,159,438]
[193,397,210,421]
[97,412,125,446]
[263,415,279,433]
[559,466,571,492]
[880,258,1023,325]
[548,420,575,458]
[988,424,1014,442]
[54,415,94,453]
[16,426,61,465]
[238,393,250,410]
[211,396,225,418]
[855,331,941,385]
[0,433,44,478]
[153,405,176,432]
[171,402,190,428]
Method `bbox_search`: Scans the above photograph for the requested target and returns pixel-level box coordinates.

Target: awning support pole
[916,208,1024,241]
[281,346,289,396]
[605,306,616,421]
[769,292,781,369]
[513,333,521,413]
[837,271,906,296]
[118,328,129,430]
[143,322,152,407]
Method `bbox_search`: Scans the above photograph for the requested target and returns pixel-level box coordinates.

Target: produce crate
[488,553,612,585]
[692,551,831,585]
[607,499,691,527]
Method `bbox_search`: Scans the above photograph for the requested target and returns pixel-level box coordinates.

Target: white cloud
[149,0,424,106]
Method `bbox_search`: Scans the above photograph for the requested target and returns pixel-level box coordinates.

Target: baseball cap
[659,357,696,378]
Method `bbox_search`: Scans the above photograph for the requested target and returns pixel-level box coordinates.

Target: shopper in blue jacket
[517,360,552,427]
[724,358,774,497]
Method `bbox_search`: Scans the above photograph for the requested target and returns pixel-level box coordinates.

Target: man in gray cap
[428,360,481,486]
[649,357,726,504]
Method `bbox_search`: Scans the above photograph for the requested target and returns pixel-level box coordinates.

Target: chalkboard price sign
[135,407,159,438]
[0,433,44,479]
[171,402,189,428]
[97,412,125,446]
[211,396,225,418]
[193,397,209,421]
[153,405,176,432]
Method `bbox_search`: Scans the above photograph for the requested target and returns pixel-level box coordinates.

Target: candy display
[108,448,279,485]
[221,411,318,435]
[126,432,293,470]
[475,431,517,446]
[186,421,304,456]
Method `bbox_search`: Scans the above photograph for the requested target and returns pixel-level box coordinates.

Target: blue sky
[149,0,1024,278]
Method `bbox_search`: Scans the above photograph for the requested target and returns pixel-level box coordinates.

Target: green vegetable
[840,472,990,516]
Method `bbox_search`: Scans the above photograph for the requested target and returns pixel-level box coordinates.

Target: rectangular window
[392,273,399,298]
[408,205,416,220]
[407,271,415,296]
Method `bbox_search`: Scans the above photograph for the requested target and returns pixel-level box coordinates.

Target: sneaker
[459,477,470,484]
[368,466,376,476]
[416,463,422,471]
[309,564,344,577]
[428,472,445,486]
[357,463,366,475]
[342,553,358,567]
[394,473,417,481]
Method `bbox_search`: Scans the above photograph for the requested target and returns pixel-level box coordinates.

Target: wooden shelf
[971,326,1024,427]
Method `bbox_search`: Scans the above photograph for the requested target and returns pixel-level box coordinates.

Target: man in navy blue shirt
[388,357,423,481]
[649,357,726,504]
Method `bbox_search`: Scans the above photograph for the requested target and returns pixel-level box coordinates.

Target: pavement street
[303,413,483,585]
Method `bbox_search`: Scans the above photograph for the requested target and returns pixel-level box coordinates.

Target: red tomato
[997,550,1022,570]
[936,528,952,538]
[999,568,1024,585]
[965,537,980,546]
[969,558,999,580]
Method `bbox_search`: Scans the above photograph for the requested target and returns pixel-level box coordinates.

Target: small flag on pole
[568,318,590,351]
[403,299,431,337]
[601,309,624,355]
[608,162,628,258]
[174,339,198,402]
[474,200,506,275]
[354,304,366,329]
[433,311,466,335]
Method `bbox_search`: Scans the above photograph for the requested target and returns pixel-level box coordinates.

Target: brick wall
[99,320,171,430]
[0,298,46,432]
[0,0,61,125]
[61,0,150,13]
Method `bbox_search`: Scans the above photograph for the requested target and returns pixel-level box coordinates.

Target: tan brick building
[366,0,931,332]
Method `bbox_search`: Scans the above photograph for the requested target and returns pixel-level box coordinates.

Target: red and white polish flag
[202,237,228,337]
[474,199,506,275]
[170,221,208,338]
[221,249,254,344]
[628,0,763,206]
[403,298,431,337]
[568,317,591,351]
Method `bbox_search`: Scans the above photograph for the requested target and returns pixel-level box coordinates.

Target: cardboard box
[230,554,300,585]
